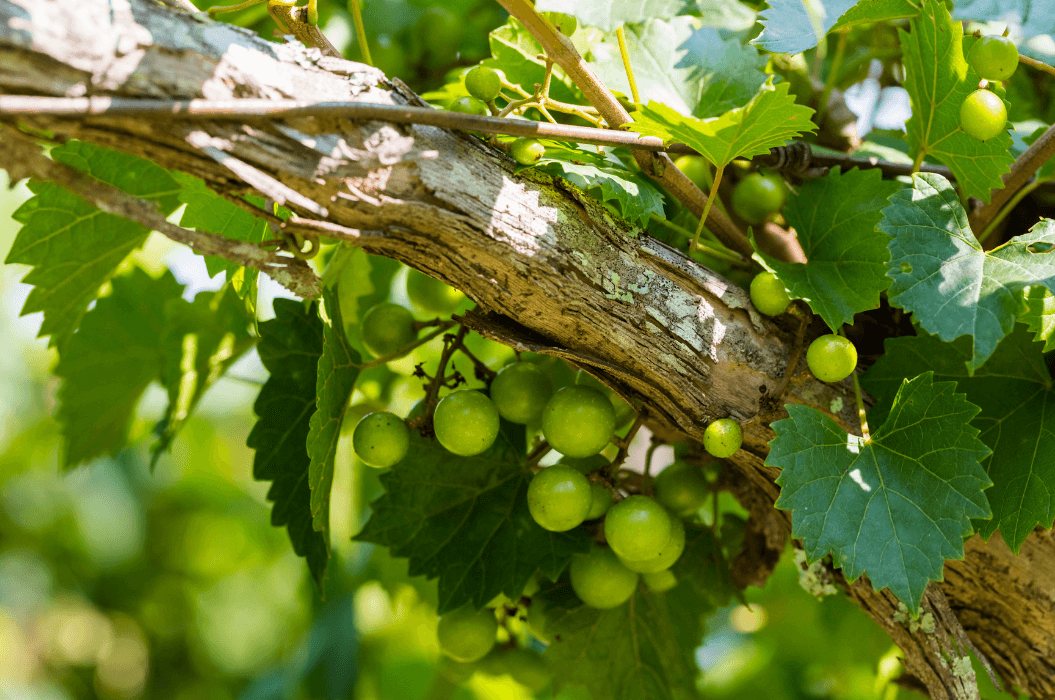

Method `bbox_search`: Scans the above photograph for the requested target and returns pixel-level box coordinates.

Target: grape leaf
[695,0,756,33]
[306,287,361,535]
[953,0,1055,38]
[768,373,992,611]
[5,141,181,351]
[530,145,664,227]
[152,284,255,465]
[862,328,1055,553]
[533,0,686,32]
[752,0,917,55]
[630,80,816,169]
[588,19,766,119]
[753,168,901,331]
[354,431,592,613]
[173,172,270,316]
[247,298,329,591]
[54,268,183,468]
[881,172,1055,374]
[900,0,1013,202]
[1021,286,1055,351]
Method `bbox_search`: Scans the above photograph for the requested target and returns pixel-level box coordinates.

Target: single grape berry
[653,461,709,518]
[618,516,685,573]
[434,390,501,456]
[643,569,678,593]
[968,35,1019,82]
[674,155,711,190]
[490,362,554,424]
[511,138,546,165]
[484,649,552,692]
[703,419,742,459]
[449,95,489,116]
[806,334,858,383]
[527,465,592,532]
[541,385,616,458]
[960,89,1007,141]
[405,268,465,316]
[586,482,613,520]
[464,65,502,103]
[360,302,417,358]
[437,606,497,663]
[604,495,674,562]
[353,411,410,468]
[731,172,787,225]
[576,369,636,429]
[541,11,577,35]
[570,545,639,609]
[750,271,792,316]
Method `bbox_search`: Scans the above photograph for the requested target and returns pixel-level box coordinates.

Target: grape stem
[1019,54,1055,78]
[348,0,373,66]
[615,27,641,105]
[421,325,468,425]
[691,165,725,253]
[454,340,498,382]
[816,31,847,126]
[641,437,660,496]
[608,413,646,479]
[970,121,1055,235]
[526,441,551,471]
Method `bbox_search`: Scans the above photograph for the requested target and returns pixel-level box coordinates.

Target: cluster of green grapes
[960,33,1018,141]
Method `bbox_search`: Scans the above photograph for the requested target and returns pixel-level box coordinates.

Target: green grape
[960,89,1007,141]
[527,465,592,532]
[511,138,546,165]
[360,302,417,358]
[806,334,858,383]
[433,390,501,456]
[352,411,410,468]
[604,495,674,562]
[674,155,711,190]
[541,11,577,35]
[653,461,709,517]
[703,418,742,459]
[437,606,497,663]
[557,454,610,475]
[449,95,489,116]
[464,65,502,102]
[731,172,787,225]
[586,481,613,520]
[643,569,678,593]
[570,545,639,609]
[541,385,616,458]
[618,516,685,573]
[484,649,552,691]
[576,370,636,429]
[749,272,792,316]
[490,362,554,424]
[968,35,1019,81]
[405,268,466,316]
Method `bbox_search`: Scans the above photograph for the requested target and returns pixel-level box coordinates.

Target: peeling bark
[1,2,1053,698]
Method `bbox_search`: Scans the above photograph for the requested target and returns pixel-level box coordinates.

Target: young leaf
[863,328,1055,553]
[588,19,766,118]
[630,80,816,169]
[1021,286,1055,351]
[882,173,1055,373]
[5,141,181,351]
[900,0,1013,201]
[753,168,901,331]
[54,268,183,468]
[768,373,992,612]
[533,0,684,32]
[306,287,361,534]
[247,299,329,591]
[354,431,592,613]
[529,145,664,227]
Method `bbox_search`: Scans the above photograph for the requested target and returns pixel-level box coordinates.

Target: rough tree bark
[0,2,1052,698]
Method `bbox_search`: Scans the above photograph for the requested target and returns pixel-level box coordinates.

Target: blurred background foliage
[0,1,1018,699]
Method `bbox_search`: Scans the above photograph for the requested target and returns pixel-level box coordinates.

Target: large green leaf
[306,287,361,534]
[5,142,181,351]
[1021,285,1055,351]
[630,80,816,168]
[54,268,182,468]
[754,168,901,331]
[247,299,329,591]
[588,19,766,119]
[900,0,1013,202]
[533,0,685,32]
[863,328,1055,553]
[881,173,1055,374]
[354,431,592,613]
[753,0,916,55]
[768,373,992,611]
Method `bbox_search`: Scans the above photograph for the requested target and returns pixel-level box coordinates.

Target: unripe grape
[527,465,592,532]
[353,411,410,468]
[703,418,742,459]
[654,461,709,517]
[750,272,792,316]
[405,268,465,316]
[968,35,1019,81]
[586,482,613,520]
[960,89,1007,141]
[465,65,502,103]
[437,606,497,662]
[674,155,711,190]
[434,390,500,456]
[731,172,787,225]
[643,569,677,593]
[541,385,616,458]
[618,516,685,573]
[449,95,489,116]
[490,362,554,424]
[570,545,638,609]
[604,495,673,562]
[360,302,417,358]
[806,334,858,383]
[511,138,546,165]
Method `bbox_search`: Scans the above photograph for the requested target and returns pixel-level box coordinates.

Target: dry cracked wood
[0,2,1052,698]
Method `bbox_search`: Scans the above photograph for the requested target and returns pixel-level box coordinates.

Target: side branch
[970,121,1055,233]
